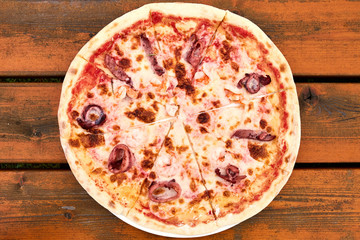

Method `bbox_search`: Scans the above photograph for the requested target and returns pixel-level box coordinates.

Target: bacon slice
[108,144,135,173]
[139,33,165,76]
[148,179,182,203]
[231,129,276,141]
[104,54,133,87]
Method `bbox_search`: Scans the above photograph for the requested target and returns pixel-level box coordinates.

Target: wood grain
[0,169,359,239]
[0,0,359,76]
[1,82,360,164]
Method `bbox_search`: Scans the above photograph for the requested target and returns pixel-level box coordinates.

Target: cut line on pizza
[58,3,300,237]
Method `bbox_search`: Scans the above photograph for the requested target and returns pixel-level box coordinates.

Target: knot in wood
[301,86,319,106]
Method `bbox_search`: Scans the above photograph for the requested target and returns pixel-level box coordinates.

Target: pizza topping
[186,34,206,68]
[108,144,135,173]
[231,129,276,141]
[139,33,165,76]
[196,112,210,124]
[104,54,133,87]
[215,164,246,184]
[148,180,182,203]
[166,104,179,117]
[125,107,156,123]
[76,105,106,130]
[237,73,271,94]
[78,133,105,148]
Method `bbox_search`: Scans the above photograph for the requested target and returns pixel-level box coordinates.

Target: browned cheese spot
[117,173,127,185]
[164,137,174,151]
[78,133,105,148]
[174,47,182,61]
[108,201,115,208]
[171,207,176,215]
[266,126,272,132]
[163,58,174,70]
[112,125,120,131]
[223,191,231,197]
[136,54,143,62]
[197,112,210,124]
[285,156,290,163]
[132,168,138,180]
[248,102,254,111]
[202,92,207,98]
[225,30,234,41]
[110,175,117,183]
[231,62,239,72]
[280,64,286,73]
[199,127,208,134]
[225,139,232,148]
[118,58,131,69]
[212,100,221,108]
[68,68,78,75]
[151,102,159,112]
[202,161,209,167]
[87,92,94,98]
[141,160,154,170]
[244,179,250,187]
[91,168,102,174]
[125,107,156,123]
[244,117,251,124]
[70,110,79,119]
[248,142,269,160]
[176,145,189,154]
[68,139,80,148]
[179,198,184,204]
[115,45,124,56]
[131,43,138,50]
[260,119,267,129]
[190,179,197,192]
[152,205,159,212]
[248,168,253,176]
[75,161,79,165]
[147,92,155,100]
[220,40,232,62]
[97,84,108,95]
[224,202,234,208]
[184,125,192,133]
[216,181,223,186]
[149,171,156,179]
[175,62,195,95]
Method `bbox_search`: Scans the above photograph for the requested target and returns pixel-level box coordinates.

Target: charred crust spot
[68,139,80,148]
[115,45,124,56]
[225,139,232,148]
[118,58,131,69]
[184,125,192,133]
[141,160,154,170]
[260,119,267,129]
[220,40,232,62]
[163,59,174,70]
[248,142,268,160]
[149,171,156,180]
[223,191,231,197]
[97,84,108,95]
[70,111,79,119]
[136,54,144,62]
[78,133,105,148]
[190,179,197,192]
[164,137,174,151]
[125,107,156,123]
[147,92,155,99]
[199,127,208,134]
[231,62,239,72]
[248,169,253,176]
[197,112,210,124]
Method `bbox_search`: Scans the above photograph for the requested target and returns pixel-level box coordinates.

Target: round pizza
[58,3,300,237]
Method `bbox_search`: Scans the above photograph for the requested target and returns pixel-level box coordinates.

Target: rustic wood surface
[1,169,359,239]
[1,83,359,164]
[0,0,359,76]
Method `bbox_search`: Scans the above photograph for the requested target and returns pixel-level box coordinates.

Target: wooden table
[1,0,359,239]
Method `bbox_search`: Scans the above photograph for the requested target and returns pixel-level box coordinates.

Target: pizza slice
[76,4,169,96]
[61,120,172,217]
[182,103,293,227]
[58,56,174,139]
[126,120,217,235]
[194,11,295,104]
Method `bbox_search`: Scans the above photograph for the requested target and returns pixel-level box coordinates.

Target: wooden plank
[1,82,360,164]
[0,169,359,239]
[0,0,359,76]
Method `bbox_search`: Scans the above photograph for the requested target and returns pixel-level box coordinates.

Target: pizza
[58,3,300,236]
